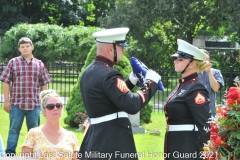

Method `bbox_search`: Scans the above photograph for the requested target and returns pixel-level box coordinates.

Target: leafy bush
[64,44,153,127]
[0,23,100,64]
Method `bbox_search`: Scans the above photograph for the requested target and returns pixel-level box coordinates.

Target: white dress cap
[172,39,209,61]
[92,27,129,47]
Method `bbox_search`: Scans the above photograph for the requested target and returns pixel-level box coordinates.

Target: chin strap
[113,43,117,63]
[181,59,193,74]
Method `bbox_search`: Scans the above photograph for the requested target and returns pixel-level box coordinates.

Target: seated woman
[21,90,79,160]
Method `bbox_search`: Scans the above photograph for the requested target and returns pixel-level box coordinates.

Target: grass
[0,105,166,160]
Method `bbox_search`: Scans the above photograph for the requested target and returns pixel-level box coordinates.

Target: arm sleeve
[213,69,224,87]
[103,71,158,114]
[0,60,13,83]
[39,61,52,85]
[185,84,211,149]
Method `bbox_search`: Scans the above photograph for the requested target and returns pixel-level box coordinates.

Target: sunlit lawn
[0,105,166,160]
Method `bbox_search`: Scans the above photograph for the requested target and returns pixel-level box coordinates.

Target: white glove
[145,69,161,84]
[129,71,139,85]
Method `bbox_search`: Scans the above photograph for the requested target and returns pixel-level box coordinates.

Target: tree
[0,0,28,36]
[0,0,86,36]
[98,0,172,69]
[79,0,113,26]
[98,0,240,69]
[0,0,118,36]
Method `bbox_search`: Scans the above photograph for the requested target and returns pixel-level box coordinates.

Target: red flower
[210,124,218,133]
[227,87,240,100]
[210,132,218,140]
[227,98,236,106]
[215,136,222,146]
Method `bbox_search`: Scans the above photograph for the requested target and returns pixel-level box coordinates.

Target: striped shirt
[0,55,52,110]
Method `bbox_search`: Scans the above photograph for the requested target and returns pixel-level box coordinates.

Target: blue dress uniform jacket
[79,56,159,160]
[164,73,211,160]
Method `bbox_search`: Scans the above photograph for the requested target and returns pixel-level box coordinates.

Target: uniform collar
[179,72,198,84]
[95,55,114,67]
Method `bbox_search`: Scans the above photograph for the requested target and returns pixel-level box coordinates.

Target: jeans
[5,105,40,155]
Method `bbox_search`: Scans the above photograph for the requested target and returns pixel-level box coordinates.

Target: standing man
[198,49,224,117]
[0,37,52,156]
[79,27,161,160]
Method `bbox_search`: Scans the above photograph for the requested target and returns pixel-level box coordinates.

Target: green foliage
[0,0,86,36]
[64,44,153,127]
[209,50,239,73]
[140,102,153,124]
[0,0,115,35]
[64,45,97,127]
[0,23,99,64]
[0,1,28,36]
[218,109,240,158]
[2,0,240,74]
[79,0,111,26]
[98,0,240,72]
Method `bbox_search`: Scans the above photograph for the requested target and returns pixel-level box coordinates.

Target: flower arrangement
[203,77,240,160]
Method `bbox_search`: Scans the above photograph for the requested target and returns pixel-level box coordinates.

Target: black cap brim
[118,42,128,47]
[171,51,193,59]
[115,40,128,47]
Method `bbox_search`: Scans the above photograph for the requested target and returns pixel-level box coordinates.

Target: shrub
[0,23,99,64]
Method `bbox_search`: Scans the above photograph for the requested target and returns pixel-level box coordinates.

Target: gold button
[182,79,184,82]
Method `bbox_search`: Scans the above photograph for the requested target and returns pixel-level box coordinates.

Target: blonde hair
[195,60,210,71]
[39,90,62,109]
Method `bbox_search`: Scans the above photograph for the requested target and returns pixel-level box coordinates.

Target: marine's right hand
[130,57,164,91]
[4,101,11,113]
[145,70,164,91]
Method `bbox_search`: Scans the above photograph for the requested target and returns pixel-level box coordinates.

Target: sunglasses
[45,103,63,110]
